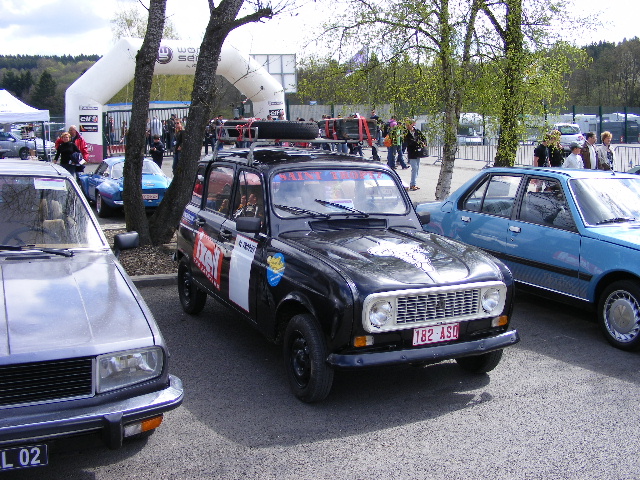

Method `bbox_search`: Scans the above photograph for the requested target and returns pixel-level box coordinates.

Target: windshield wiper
[0,245,74,257]
[314,199,369,217]
[596,217,637,225]
[273,204,329,219]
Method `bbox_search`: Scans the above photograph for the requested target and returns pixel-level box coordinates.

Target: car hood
[0,253,154,361]
[585,224,640,250]
[281,228,503,289]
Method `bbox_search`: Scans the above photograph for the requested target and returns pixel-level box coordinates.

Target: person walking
[172,120,184,175]
[404,120,427,191]
[581,132,598,169]
[149,135,165,168]
[533,133,551,167]
[548,130,564,167]
[54,131,82,177]
[596,131,615,170]
[386,120,408,170]
[562,143,584,168]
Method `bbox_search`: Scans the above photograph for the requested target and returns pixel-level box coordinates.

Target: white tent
[0,89,50,123]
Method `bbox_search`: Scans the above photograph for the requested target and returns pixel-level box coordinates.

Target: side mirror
[113,231,139,258]
[418,212,430,225]
[235,216,262,234]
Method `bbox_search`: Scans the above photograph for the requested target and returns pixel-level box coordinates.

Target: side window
[232,171,264,222]
[462,177,489,212]
[480,175,521,217]
[519,178,576,231]
[205,166,234,215]
[190,165,206,205]
[95,162,108,176]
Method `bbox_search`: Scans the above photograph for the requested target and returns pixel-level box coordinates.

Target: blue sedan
[416,166,640,351]
[78,157,171,217]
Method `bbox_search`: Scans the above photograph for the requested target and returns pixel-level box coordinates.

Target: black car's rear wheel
[178,259,207,314]
[283,313,333,403]
[598,280,640,351]
[455,350,503,373]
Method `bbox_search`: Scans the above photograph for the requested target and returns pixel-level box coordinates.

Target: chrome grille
[396,289,481,325]
[0,358,93,408]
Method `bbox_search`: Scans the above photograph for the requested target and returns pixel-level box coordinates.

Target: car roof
[103,156,153,166]
[0,159,71,177]
[484,166,637,180]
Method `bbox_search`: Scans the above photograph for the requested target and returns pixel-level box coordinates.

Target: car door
[506,176,584,298]
[191,164,235,299]
[219,169,265,321]
[451,173,523,258]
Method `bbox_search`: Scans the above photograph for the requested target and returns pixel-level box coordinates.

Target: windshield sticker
[368,240,435,273]
[34,178,66,190]
[267,253,286,286]
[229,235,258,312]
[275,170,385,182]
[193,229,223,290]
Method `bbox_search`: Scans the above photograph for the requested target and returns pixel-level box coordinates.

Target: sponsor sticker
[193,230,224,290]
[79,125,98,133]
[79,115,98,123]
[267,253,286,286]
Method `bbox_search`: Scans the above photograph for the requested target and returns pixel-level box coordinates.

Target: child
[150,135,165,168]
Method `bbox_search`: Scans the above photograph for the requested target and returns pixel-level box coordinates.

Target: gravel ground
[103,228,178,276]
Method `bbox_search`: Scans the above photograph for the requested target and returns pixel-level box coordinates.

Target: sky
[0,0,638,57]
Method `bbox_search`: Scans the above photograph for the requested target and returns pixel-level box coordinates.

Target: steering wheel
[2,225,61,246]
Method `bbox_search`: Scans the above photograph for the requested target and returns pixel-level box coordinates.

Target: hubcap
[290,334,310,387]
[180,268,192,302]
[604,290,640,342]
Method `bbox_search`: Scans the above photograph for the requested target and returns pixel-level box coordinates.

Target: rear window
[556,125,580,135]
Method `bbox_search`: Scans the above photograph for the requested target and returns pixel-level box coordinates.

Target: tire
[19,147,30,160]
[95,193,113,218]
[221,120,318,141]
[283,313,334,403]
[178,259,207,314]
[455,350,503,373]
[598,280,640,351]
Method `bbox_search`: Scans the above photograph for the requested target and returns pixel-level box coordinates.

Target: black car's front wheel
[283,314,333,403]
[598,280,640,351]
[455,350,503,373]
[19,147,29,160]
[178,259,207,314]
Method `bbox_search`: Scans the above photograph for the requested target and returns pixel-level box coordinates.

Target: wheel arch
[593,271,640,305]
[274,293,318,345]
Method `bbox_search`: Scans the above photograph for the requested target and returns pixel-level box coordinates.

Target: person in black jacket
[149,135,165,168]
[54,131,81,177]
[404,120,427,191]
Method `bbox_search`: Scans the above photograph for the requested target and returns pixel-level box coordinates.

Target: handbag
[71,152,84,165]
[383,135,392,147]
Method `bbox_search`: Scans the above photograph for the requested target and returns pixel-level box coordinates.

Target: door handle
[195,217,205,227]
[220,229,233,241]
[461,216,471,223]
[509,226,521,233]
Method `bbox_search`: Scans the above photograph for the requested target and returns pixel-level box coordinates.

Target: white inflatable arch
[65,37,285,162]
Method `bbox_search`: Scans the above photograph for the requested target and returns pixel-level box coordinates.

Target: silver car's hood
[0,253,154,360]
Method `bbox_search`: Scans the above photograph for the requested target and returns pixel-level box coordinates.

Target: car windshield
[557,125,580,135]
[0,175,105,248]
[110,160,163,179]
[570,177,640,226]
[271,168,408,217]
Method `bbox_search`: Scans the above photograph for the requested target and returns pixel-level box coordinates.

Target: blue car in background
[416,167,640,351]
[78,157,171,217]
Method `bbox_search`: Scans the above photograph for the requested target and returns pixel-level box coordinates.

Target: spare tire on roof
[220,120,318,141]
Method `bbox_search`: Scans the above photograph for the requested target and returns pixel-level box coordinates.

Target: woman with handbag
[54,132,82,177]
[404,120,427,191]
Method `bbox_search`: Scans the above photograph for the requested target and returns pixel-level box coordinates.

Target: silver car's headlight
[96,347,164,393]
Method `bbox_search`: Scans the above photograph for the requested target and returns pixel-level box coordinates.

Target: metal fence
[428,144,640,171]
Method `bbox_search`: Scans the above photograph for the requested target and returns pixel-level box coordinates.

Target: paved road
[7,285,640,480]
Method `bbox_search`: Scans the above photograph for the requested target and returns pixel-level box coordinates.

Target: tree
[31,70,60,111]
[1,70,34,98]
[123,0,276,245]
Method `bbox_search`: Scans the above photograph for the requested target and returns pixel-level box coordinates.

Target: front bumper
[327,330,520,368]
[0,375,183,450]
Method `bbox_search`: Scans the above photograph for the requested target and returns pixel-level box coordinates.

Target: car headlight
[96,347,164,393]
[481,287,502,314]
[368,300,394,329]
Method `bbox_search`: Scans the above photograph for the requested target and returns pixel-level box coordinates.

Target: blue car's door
[451,173,523,259]
[506,176,584,298]
[88,161,109,200]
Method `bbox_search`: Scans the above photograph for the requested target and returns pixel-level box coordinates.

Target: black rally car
[176,143,519,402]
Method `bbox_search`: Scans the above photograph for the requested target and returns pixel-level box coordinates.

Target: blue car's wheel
[96,192,113,218]
[599,280,640,351]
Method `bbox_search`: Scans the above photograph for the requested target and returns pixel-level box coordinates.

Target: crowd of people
[533,129,617,170]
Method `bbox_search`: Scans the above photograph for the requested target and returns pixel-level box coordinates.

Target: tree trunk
[122,0,167,245]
